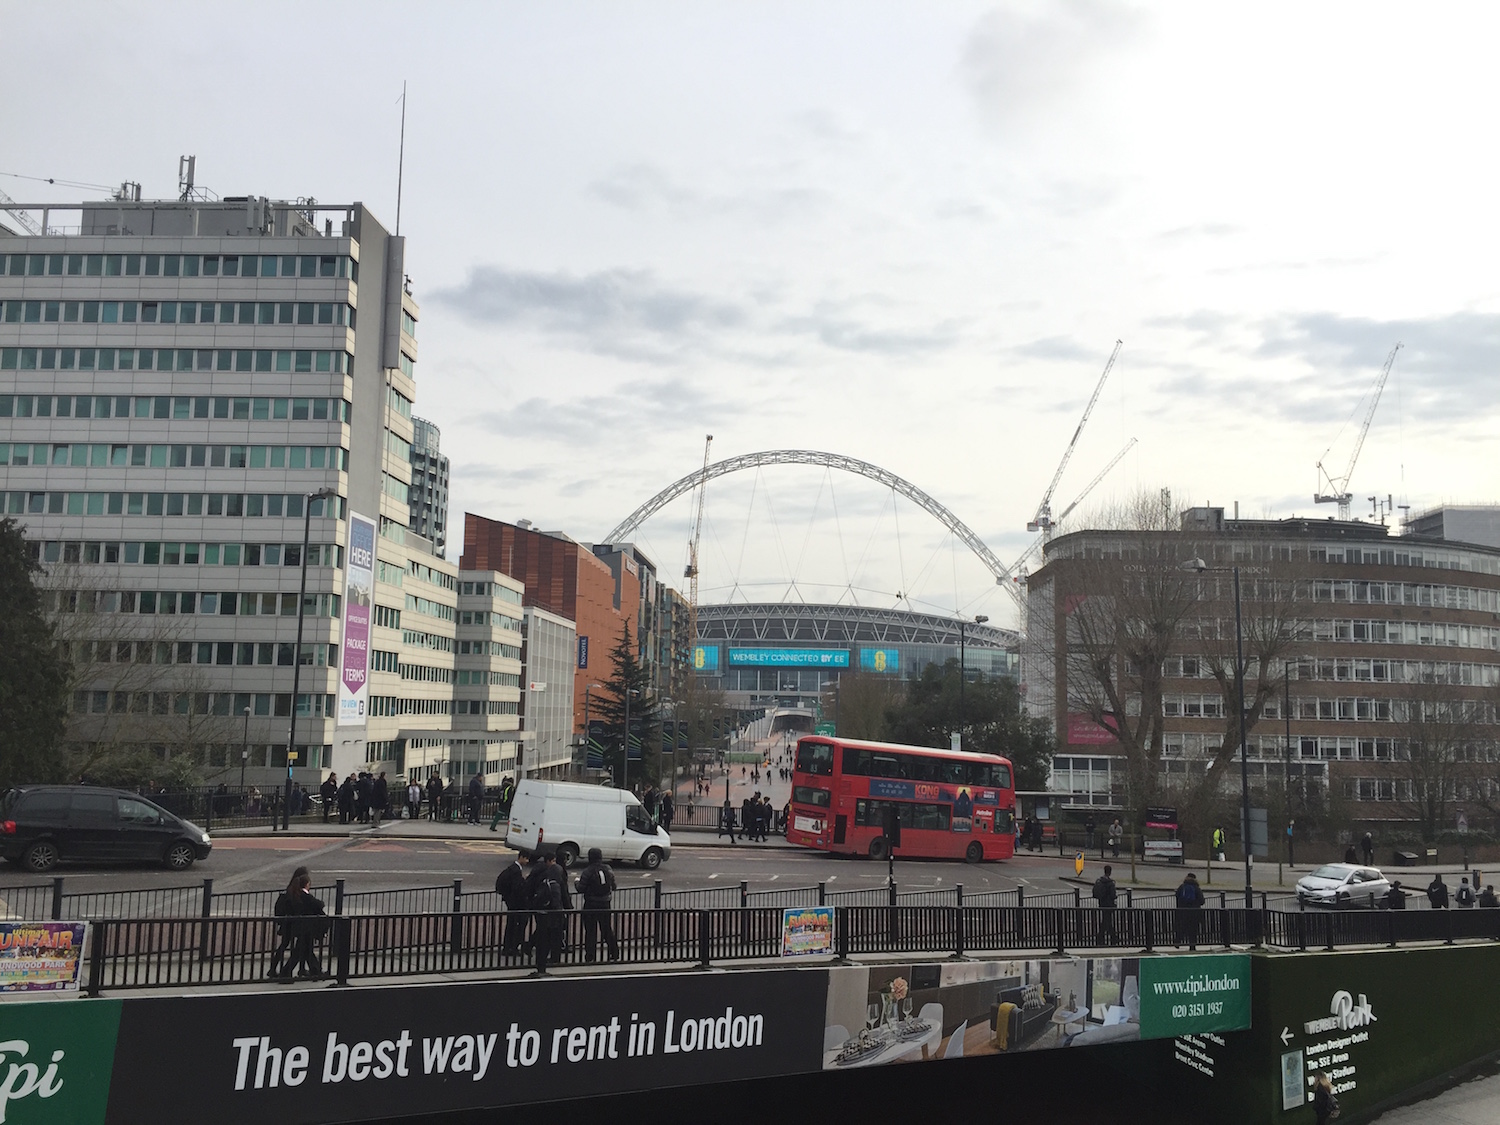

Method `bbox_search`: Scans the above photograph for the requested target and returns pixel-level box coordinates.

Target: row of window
[456,639,523,660]
[457,610,522,630]
[373,606,402,630]
[7,490,343,519]
[1311,579,1500,611]
[31,539,338,568]
[387,386,412,419]
[407,558,455,591]
[458,580,524,604]
[3,442,345,471]
[3,298,354,327]
[2,346,352,374]
[70,689,337,719]
[400,662,454,685]
[1342,777,1499,802]
[1296,658,1500,688]
[67,639,337,669]
[2,252,355,281]
[454,670,522,686]
[1307,618,1500,650]
[47,588,341,619]
[454,700,521,715]
[404,594,454,622]
[369,696,453,717]
[381,472,409,502]
[0,393,347,421]
[1057,538,1500,576]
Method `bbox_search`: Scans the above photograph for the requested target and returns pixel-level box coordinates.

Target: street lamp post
[286,487,337,831]
[240,707,251,789]
[956,614,989,751]
[621,688,640,793]
[1183,558,1254,910]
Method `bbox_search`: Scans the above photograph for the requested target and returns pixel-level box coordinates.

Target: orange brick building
[461,513,640,734]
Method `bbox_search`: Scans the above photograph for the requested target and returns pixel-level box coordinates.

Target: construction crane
[0,187,43,237]
[1027,339,1123,538]
[1010,437,1139,583]
[684,434,713,652]
[1314,343,1402,520]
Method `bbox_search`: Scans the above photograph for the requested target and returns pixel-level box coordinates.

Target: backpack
[529,870,559,911]
[1457,884,1475,906]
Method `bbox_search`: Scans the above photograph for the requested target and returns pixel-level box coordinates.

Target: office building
[520,605,578,779]
[408,416,449,554]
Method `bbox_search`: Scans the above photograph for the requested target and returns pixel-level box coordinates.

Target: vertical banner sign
[578,636,589,669]
[338,512,376,726]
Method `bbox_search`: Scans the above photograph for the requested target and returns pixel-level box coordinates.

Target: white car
[1296,863,1391,908]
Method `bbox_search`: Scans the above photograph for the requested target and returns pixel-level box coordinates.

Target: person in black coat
[268,865,308,978]
[575,848,619,963]
[426,774,443,820]
[371,772,389,827]
[530,852,569,975]
[336,775,355,825]
[495,856,530,958]
[355,773,373,823]
[271,866,327,980]
[467,773,484,825]
[1427,874,1450,909]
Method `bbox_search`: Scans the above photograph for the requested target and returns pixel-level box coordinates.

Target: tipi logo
[0,1040,64,1123]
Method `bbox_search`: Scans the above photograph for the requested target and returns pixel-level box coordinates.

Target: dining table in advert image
[823,1019,944,1068]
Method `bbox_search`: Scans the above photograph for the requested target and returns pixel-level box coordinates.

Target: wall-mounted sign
[692,645,719,672]
[577,636,589,669]
[337,512,375,727]
[728,649,850,668]
[859,648,900,673]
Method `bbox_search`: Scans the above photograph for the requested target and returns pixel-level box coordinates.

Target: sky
[5,1,1499,631]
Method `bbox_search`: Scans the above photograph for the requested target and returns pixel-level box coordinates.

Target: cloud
[432,265,748,364]
[960,0,1145,128]
[587,162,827,222]
[1010,334,1100,362]
[1154,222,1242,242]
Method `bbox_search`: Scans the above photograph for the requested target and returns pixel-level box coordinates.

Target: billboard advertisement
[337,511,375,727]
[692,645,719,672]
[859,648,900,673]
[728,648,849,668]
[0,921,86,992]
[1066,713,1117,746]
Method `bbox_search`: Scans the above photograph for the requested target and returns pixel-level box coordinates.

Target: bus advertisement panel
[786,737,1016,863]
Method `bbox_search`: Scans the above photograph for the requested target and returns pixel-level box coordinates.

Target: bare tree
[820,671,905,742]
[1390,677,1489,842]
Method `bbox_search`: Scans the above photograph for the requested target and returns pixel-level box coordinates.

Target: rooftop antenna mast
[395,81,407,235]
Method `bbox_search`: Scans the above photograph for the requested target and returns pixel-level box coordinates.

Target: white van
[505,780,672,869]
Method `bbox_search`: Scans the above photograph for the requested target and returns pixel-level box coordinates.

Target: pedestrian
[1174,871,1205,947]
[763,796,776,836]
[426,773,443,820]
[442,777,457,822]
[1456,876,1476,908]
[1361,831,1374,866]
[530,851,570,975]
[467,772,484,825]
[1085,815,1096,851]
[355,772,372,823]
[1286,820,1296,866]
[1427,873,1449,909]
[291,782,305,817]
[1109,817,1123,859]
[319,772,337,822]
[267,865,307,978]
[406,779,422,822]
[372,772,388,827]
[336,775,354,825]
[1344,844,1359,864]
[659,791,675,833]
[495,854,530,959]
[1384,881,1407,910]
[719,800,738,843]
[642,787,658,824]
[1479,884,1499,909]
[1310,1072,1338,1125]
[575,847,619,963]
[277,867,328,980]
[1092,864,1118,945]
[1211,825,1227,862]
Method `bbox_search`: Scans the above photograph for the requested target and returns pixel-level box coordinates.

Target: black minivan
[0,786,213,872]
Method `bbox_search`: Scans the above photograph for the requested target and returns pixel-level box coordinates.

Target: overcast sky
[5,1,1498,630]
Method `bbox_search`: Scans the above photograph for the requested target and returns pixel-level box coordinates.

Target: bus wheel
[868,836,890,862]
[965,841,984,864]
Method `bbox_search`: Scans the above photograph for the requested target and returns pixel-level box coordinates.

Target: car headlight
[200,832,212,844]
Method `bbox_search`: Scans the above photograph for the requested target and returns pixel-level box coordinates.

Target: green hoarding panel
[1137,954,1252,1040]
[0,998,121,1125]
[814,722,835,736]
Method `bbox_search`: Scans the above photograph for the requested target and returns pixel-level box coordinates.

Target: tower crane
[684,434,713,654]
[0,188,43,237]
[1027,340,1122,538]
[1314,343,1402,520]
[1010,437,1139,584]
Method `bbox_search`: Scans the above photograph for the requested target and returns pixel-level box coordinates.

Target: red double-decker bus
[786,736,1016,862]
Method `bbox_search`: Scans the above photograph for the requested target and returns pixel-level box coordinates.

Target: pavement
[210,817,797,848]
[1370,1061,1500,1124]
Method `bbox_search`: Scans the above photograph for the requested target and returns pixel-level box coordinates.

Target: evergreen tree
[595,622,661,788]
[884,660,1055,789]
[0,519,70,786]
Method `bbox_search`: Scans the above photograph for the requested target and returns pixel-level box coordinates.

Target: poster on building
[822,954,1249,1069]
[859,648,900,673]
[338,511,376,726]
[781,907,834,957]
[0,921,87,992]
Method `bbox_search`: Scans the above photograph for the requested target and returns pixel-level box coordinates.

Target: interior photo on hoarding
[823,958,1141,1067]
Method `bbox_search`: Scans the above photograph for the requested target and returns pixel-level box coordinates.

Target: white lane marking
[1015,877,1031,886]
[768,875,779,881]
[320,869,475,875]
[707,873,720,880]
[826,875,837,881]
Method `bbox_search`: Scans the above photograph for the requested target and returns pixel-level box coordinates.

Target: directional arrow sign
[1281,1027,1294,1045]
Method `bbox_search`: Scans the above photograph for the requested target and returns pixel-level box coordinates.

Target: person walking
[406,779,422,822]
[1427,873,1450,909]
[1174,871,1205,947]
[530,851,570,975]
[267,866,307,978]
[658,791,674,833]
[1108,818,1123,859]
[495,854,530,960]
[718,800,739,843]
[336,775,355,825]
[371,772,388,827]
[1384,881,1407,910]
[1211,825,1227,863]
[490,776,516,832]
[1310,1072,1338,1125]
[425,773,442,821]
[1361,831,1374,866]
[466,772,484,825]
[575,848,619,963]
[1092,864,1118,946]
[273,867,328,980]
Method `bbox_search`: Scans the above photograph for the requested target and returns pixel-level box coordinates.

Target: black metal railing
[76,902,1500,996]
